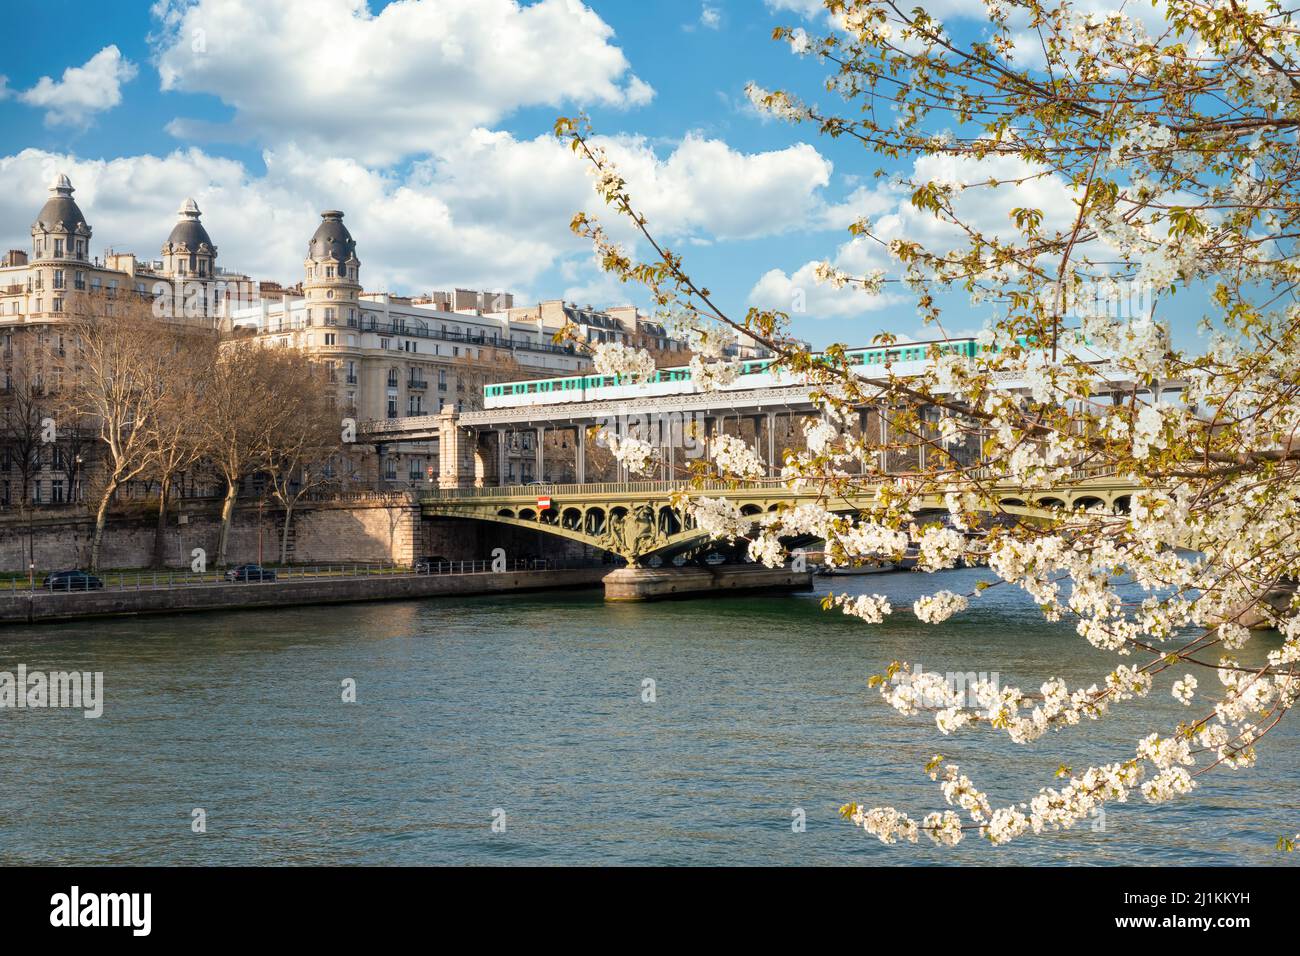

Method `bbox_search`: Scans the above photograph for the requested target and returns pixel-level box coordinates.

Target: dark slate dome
[308,210,356,261]
[164,198,214,252]
[33,174,89,233]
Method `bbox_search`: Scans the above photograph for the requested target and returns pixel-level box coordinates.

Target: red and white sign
[536,495,553,510]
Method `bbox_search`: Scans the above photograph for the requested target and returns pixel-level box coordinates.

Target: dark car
[225,564,277,582]
[43,569,104,591]
[413,556,450,573]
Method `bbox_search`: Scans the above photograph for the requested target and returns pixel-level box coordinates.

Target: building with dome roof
[0,175,253,506]
[0,179,690,501]
[0,175,252,339]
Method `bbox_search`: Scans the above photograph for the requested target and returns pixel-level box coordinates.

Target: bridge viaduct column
[496,429,507,487]
[766,412,775,474]
[575,425,586,484]
[536,426,546,483]
[436,409,475,489]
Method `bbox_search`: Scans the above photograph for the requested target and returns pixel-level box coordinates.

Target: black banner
[0,865,1280,942]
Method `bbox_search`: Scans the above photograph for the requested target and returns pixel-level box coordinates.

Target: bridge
[357,341,1155,583]
[420,475,1138,565]
[359,338,1169,492]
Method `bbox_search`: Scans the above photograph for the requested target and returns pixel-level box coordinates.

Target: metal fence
[3,558,608,595]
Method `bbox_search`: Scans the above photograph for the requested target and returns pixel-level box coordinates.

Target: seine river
[2,568,1297,866]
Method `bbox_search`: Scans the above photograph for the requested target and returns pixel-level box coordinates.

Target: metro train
[482,336,994,410]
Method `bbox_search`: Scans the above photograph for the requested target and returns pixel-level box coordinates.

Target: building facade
[0,175,251,507]
[228,210,693,487]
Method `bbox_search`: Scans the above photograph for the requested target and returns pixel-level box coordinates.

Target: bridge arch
[422,475,1145,564]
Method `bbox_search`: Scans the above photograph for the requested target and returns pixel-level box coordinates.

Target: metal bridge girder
[421,477,1140,565]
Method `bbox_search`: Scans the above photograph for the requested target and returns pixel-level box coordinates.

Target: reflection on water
[0,568,1296,866]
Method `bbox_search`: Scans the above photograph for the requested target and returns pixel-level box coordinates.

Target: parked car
[43,569,104,591]
[413,556,450,573]
[225,564,277,582]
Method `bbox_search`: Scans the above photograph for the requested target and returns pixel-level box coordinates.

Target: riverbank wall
[0,494,594,573]
[603,565,814,601]
[0,567,608,625]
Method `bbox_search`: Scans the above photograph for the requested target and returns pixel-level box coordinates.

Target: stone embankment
[603,565,814,601]
[0,568,608,625]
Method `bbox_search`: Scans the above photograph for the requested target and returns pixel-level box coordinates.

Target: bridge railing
[427,478,792,500]
[1,558,608,595]
[424,467,1121,501]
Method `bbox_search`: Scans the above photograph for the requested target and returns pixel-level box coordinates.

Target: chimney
[1,250,27,268]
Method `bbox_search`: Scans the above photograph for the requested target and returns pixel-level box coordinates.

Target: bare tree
[0,360,47,509]
[196,341,297,566]
[64,295,171,571]
[141,334,216,567]
[261,356,342,563]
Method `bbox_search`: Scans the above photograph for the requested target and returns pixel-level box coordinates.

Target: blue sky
[0,0,1176,349]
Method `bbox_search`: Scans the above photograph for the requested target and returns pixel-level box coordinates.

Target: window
[324,333,336,345]
[52,298,63,313]
[53,270,65,289]
[54,240,63,258]
[387,369,399,387]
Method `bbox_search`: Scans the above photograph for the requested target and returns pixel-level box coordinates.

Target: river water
[1,568,1296,866]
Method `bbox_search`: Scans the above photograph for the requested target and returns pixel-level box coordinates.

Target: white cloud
[763,0,827,17]
[151,0,655,165]
[748,151,1082,320]
[601,132,833,242]
[18,46,138,127]
[0,128,839,299]
[749,260,902,319]
[701,4,722,29]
